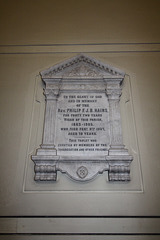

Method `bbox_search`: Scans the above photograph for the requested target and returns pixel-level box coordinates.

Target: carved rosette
[77,166,88,179]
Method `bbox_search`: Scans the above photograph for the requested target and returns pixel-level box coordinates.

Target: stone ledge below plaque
[32,151,133,182]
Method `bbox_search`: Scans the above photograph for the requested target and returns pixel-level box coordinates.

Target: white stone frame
[31,54,133,182]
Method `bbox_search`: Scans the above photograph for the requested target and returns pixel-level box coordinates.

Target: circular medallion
[77,166,88,179]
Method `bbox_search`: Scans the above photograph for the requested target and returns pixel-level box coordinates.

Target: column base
[41,144,56,149]
[36,147,57,156]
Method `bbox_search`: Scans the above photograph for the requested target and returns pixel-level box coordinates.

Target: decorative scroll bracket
[31,54,133,182]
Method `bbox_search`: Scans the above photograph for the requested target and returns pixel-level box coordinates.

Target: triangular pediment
[41,54,125,78]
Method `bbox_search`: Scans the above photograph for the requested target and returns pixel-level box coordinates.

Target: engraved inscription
[55,93,110,156]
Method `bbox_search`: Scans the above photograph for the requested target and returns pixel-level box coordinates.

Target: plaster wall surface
[0,0,160,239]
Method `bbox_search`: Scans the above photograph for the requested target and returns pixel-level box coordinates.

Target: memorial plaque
[56,92,109,156]
[32,54,133,182]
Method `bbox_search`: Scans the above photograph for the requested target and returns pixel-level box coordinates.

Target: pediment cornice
[40,54,125,78]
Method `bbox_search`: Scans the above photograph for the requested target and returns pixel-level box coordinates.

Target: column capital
[106,88,122,100]
[44,88,60,100]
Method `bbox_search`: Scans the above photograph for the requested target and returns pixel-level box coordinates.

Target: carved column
[31,80,61,181]
[105,79,133,181]
[41,88,59,150]
[106,79,125,154]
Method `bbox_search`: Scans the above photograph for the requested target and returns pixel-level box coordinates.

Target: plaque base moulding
[31,54,133,182]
